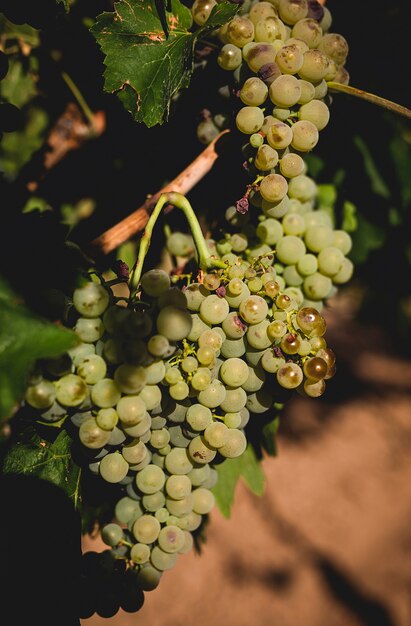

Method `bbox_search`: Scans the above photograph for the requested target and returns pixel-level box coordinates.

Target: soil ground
[82,289,411,626]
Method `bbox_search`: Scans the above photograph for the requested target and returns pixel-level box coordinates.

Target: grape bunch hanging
[23,0,353,610]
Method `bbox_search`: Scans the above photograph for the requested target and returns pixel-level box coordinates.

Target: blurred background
[0,0,410,625]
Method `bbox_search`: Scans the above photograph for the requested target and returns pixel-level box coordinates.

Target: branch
[327,82,411,120]
[88,129,230,257]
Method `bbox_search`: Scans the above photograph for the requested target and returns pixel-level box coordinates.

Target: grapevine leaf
[212,444,265,518]
[261,415,280,457]
[2,422,81,508]
[91,0,238,127]
[0,277,78,422]
[349,213,385,264]
[0,15,40,51]
[354,136,391,199]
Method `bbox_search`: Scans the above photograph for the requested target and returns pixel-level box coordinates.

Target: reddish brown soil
[82,290,411,626]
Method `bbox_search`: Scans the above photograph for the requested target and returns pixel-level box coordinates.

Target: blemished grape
[191,0,217,26]
[218,43,242,70]
[157,306,192,341]
[25,380,56,410]
[236,106,265,134]
[79,418,111,449]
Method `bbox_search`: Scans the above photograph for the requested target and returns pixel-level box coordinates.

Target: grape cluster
[24,263,335,595]
[193,0,349,185]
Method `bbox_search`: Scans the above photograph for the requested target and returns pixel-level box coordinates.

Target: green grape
[192,488,215,515]
[133,514,161,544]
[157,305,192,341]
[115,497,142,524]
[240,77,268,106]
[218,43,243,70]
[304,224,333,252]
[314,79,328,99]
[199,295,230,325]
[55,374,88,407]
[188,436,217,464]
[96,407,118,430]
[164,475,191,502]
[178,530,194,555]
[220,337,247,359]
[166,232,194,258]
[248,277,263,293]
[218,429,247,458]
[145,360,166,385]
[196,346,216,367]
[139,385,162,411]
[158,525,185,554]
[260,173,288,203]
[44,354,72,378]
[297,253,318,276]
[147,334,170,358]
[246,387,274,413]
[102,338,123,365]
[220,357,250,387]
[292,17,322,48]
[224,412,242,428]
[256,219,283,247]
[74,317,104,343]
[334,65,350,85]
[166,495,194,517]
[100,452,129,483]
[261,349,286,373]
[303,272,332,300]
[165,366,183,385]
[136,565,162,591]
[332,257,354,284]
[123,413,151,441]
[245,42,277,72]
[155,508,170,524]
[227,16,255,47]
[298,49,330,82]
[275,44,304,74]
[165,448,193,475]
[239,295,269,324]
[282,212,306,236]
[250,132,264,148]
[224,281,250,308]
[288,175,317,201]
[303,378,326,397]
[249,1,277,24]
[282,265,303,286]
[255,145,279,171]
[332,230,352,255]
[188,464,211,487]
[191,0,217,25]
[204,421,229,448]
[320,5,332,30]
[191,367,212,391]
[114,364,147,395]
[122,440,148,465]
[117,395,146,426]
[231,233,249,253]
[136,464,166,494]
[25,380,56,410]
[276,235,306,264]
[278,0,308,24]
[242,363,266,392]
[186,404,213,431]
[201,467,219,489]
[279,152,305,178]
[150,429,170,450]
[69,342,95,367]
[184,283,208,311]
[317,246,345,276]
[254,18,286,44]
[79,417,111,449]
[277,362,303,388]
[198,380,227,408]
[266,121,293,150]
[197,118,219,145]
[299,99,330,130]
[142,491,166,512]
[236,106,265,134]
[246,320,272,350]
[319,32,349,66]
[140,269,170,297]
[130,543,151,565]
[77,354,107,384]
[298,79,315,104]
[73,282,109,318]
[269,74,301,107]
[176,511,202,532]
[291,120,319,151]
[158,287,187,310]
[199,329,223,350]
[220,386,247,412]
[150,546,178,571]
[101,523,123,547]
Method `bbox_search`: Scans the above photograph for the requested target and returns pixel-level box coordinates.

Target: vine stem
[327,81,411,120]
[61,71,95,126]
[130,192,226,292]
[88,129,230,257]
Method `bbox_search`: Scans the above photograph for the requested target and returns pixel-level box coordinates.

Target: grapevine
[0,0,410,623]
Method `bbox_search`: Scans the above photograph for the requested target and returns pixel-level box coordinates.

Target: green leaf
[304,153,324,178]
[389,132,411,208]
[91,0,238,127]
[0,58,38,108]
[2,423,81,508]
[0,106,49,178]
[349,213,385,264]
[342,200,358,232]
[317,184,337,208]
[0,15,40,50]
[354,136,391,199]
[212,444,265,518]
[261,415,280,456]
[0,278,78,422]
